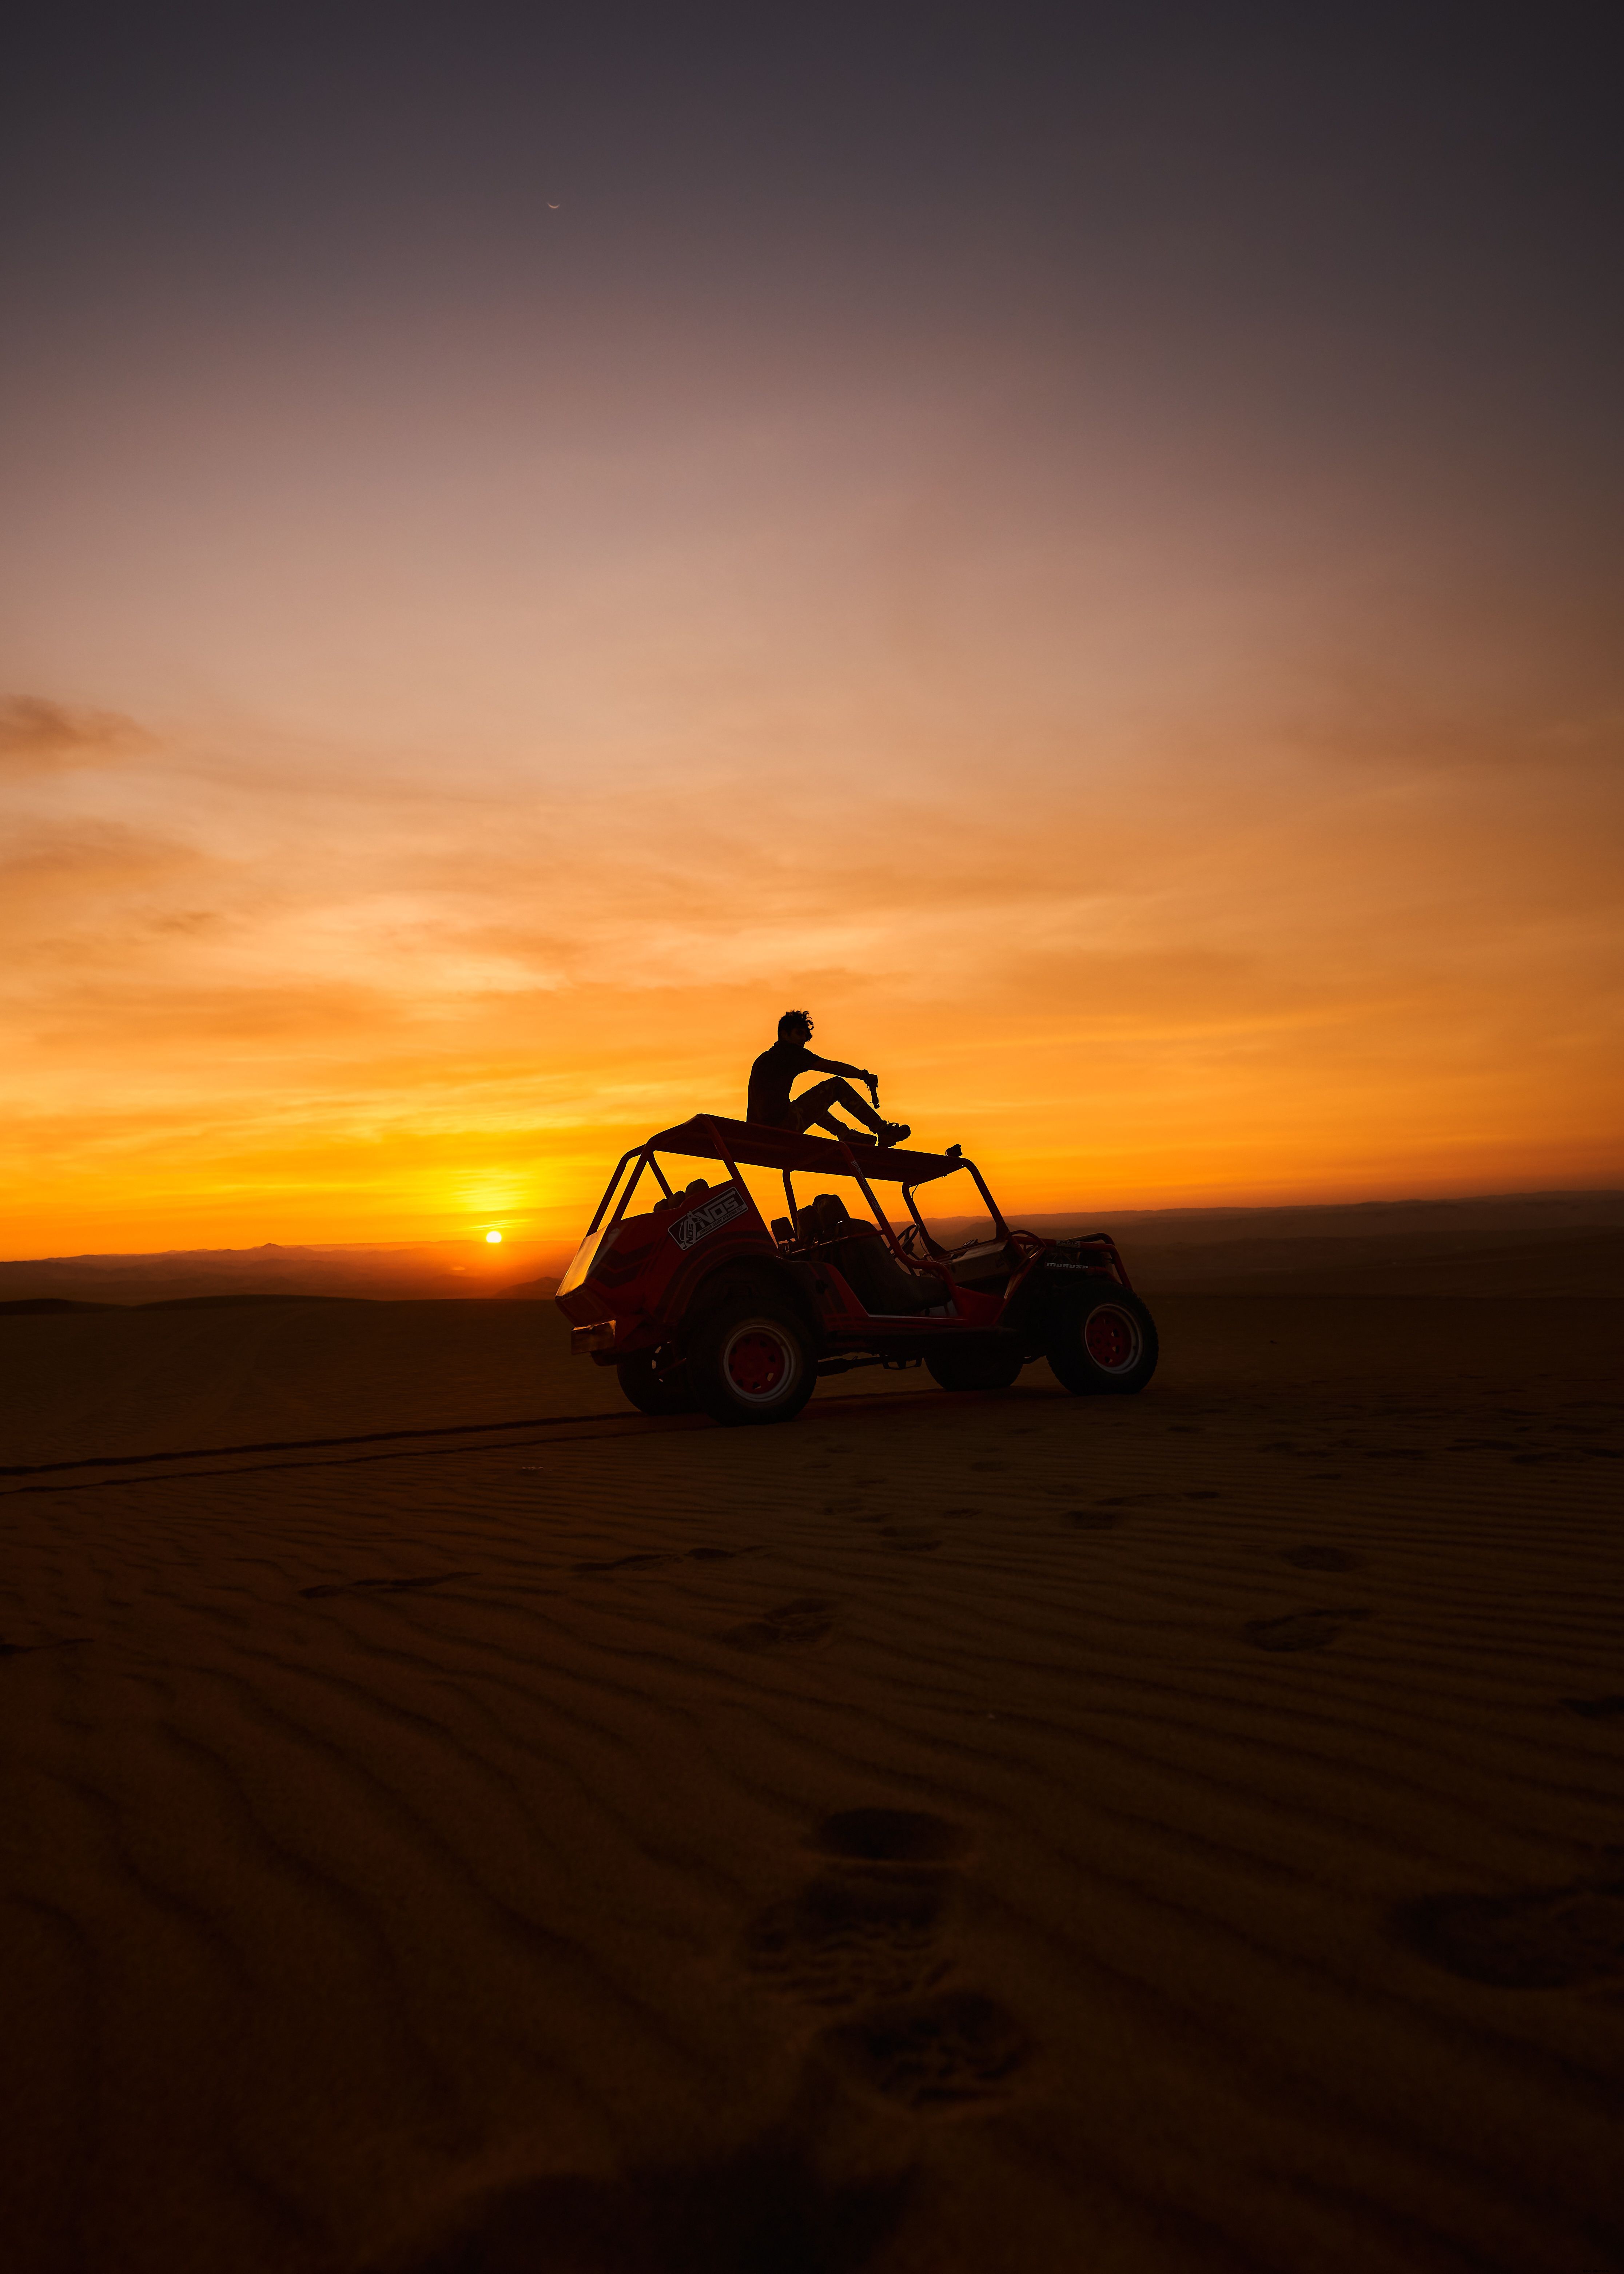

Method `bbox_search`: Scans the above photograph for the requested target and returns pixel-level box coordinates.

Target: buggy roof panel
[646,1115,961,1185]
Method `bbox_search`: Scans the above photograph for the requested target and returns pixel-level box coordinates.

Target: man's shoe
[875,1122,911,1146]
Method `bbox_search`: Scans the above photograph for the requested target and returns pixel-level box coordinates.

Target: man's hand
[863,1069,879,1104]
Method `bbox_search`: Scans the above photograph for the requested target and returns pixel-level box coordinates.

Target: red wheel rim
[1083,1304,1139,1372]
[725,1326,791,1398]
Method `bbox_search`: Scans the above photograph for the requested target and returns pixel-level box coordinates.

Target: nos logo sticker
[669,1185,749,1251]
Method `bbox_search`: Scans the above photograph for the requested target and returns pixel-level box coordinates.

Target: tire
[616,1349,696,1416]
[1046,1287,1158,1396]
[926,1340,1026,1394]
[688,1297,816,1427]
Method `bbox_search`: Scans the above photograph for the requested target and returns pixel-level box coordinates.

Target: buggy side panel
[556,1176,780,1330]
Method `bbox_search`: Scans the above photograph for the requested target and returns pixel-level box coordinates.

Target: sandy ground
[2,1295,1621,2273]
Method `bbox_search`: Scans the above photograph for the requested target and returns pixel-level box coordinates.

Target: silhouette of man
[747,1011,911,1145]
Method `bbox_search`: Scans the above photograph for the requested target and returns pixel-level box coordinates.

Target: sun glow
[1,33,1620,1260]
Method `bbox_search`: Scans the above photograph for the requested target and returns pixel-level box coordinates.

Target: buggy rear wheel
[689,1297,816,1427]
[926,1341,1026,1394]
[1047,1288,1158,1396]
[616,1349,696,1416]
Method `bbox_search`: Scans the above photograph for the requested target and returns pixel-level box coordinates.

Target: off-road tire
[616,1349,696,1416]
[688,1296,816,1427]
[926,1341,1026,1394]
[1046,1287,1158,1396]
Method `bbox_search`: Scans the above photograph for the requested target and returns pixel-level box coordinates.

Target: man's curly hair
[777,1009,811,1039]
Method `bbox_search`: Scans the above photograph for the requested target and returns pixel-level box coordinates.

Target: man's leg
[789,1077,885,1137]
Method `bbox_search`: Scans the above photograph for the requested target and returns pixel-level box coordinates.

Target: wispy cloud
[0,696,154,775]
[2,657,1619,1256]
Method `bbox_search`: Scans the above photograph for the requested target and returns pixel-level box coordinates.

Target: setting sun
[485,1231,502,1244]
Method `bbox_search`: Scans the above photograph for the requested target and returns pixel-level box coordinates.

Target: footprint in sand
[1243,1606,1374,1652]
[299,1571,473,1599]
[819,1989,1030,2110]
[1391,1874,1624,1988]
[721,1598,836,1651]
[1083,1488,1221,1506]
[811,1809,972,1864]
[574,1546,763,1574]
[745,1809,972,2008]
[744,1873,953,2008]
[1564,1695,1624,1722]
[880,1526,941,1553]
[1280,1545,1361,1573]
[746,1806,1030,2112]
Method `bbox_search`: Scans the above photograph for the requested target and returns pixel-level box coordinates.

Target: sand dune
[0,1298,602,1474]
[2,1293,1621,2271]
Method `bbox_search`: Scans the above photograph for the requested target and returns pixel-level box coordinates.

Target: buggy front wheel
[1046,1289,1158,1396]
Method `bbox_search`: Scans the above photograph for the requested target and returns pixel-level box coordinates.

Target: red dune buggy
[555,1115,1157,1426]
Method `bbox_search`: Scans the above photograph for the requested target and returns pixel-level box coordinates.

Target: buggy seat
[803,1193,946,1316]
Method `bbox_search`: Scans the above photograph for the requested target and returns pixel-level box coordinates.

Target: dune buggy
[555,1115,1158,1426]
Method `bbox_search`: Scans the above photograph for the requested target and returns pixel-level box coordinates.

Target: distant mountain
[911,1190,1624,1298]
[5,1191,1620,1306]
[0,1239,574,1307]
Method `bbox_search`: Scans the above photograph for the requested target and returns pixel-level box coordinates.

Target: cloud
[0,695,154,774]
[0,666,1619,1255]
[0,817,205,930]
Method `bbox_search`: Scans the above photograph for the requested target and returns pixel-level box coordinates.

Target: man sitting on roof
[747,1010,911,1147]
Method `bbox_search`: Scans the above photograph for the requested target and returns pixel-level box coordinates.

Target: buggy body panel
[556,1116,1146,1405]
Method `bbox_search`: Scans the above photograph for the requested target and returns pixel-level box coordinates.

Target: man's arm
[804,1051,879,1099]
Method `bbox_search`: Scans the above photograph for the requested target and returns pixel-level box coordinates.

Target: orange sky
[4,629,1618,1257]
[2,11,1620,1257]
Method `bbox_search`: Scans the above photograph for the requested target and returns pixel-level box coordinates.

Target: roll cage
[562,1114,1024,1302]
[558,1114,1153,1415]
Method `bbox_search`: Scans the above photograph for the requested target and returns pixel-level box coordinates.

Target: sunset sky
[3,3,1620,1257]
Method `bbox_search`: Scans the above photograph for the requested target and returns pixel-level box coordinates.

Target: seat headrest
[806,1192,853,1240]
[655,1176,709,1212]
